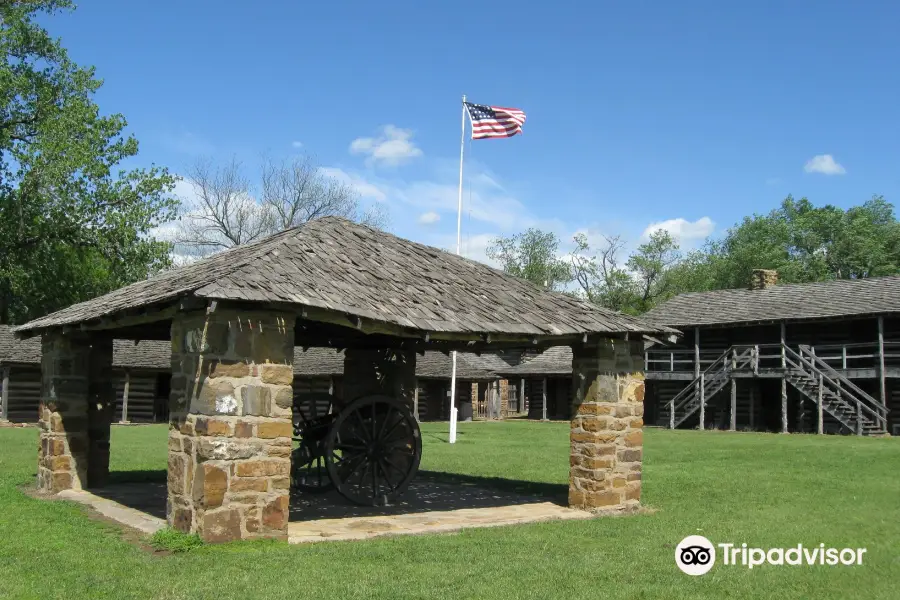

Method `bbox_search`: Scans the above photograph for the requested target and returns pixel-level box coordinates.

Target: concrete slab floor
[57,478,593,543]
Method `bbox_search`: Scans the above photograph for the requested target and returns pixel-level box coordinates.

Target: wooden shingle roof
[0,326,41,365]
[643,275,900,327]
[14,218,672,340]
[500,346,573,376]
[0,326,170,369]
[293,347,501,380]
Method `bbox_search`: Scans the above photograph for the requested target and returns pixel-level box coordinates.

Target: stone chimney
[750,269,778,290]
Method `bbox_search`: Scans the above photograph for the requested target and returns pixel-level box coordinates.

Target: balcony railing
[646,341,900,373]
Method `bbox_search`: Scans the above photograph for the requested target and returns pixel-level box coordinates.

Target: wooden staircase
[666,344,888,435]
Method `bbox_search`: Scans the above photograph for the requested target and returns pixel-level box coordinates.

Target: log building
[641,270,896,435]
[0,326,170,424]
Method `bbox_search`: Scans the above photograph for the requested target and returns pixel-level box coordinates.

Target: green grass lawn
[0,422,898,599]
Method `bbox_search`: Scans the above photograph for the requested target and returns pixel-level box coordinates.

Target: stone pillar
[167,308,295,543]
[342,348,416,408]
[569,338,644,513]
[37,334,114,493]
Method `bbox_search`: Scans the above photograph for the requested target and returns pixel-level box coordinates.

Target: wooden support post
[413,377,420,422]
[841,346,847,370]
[670,353,674,371]
[749,385,756,430]
[730,378,737,431]
[856,399,862,436]
[120,369,130,423]
[781,322,788,433]
[328,376,334,396]
[541,377,548,421]
[694,328,700,378]
[817,374,824,435]
[693,327,701,427]
[699,372,705,431]
[878,316,886,409]
[519,378,525,414]
[753,345,759,375]
[669,397,675,429]
[644,351,648,372]
[1,366,9,421]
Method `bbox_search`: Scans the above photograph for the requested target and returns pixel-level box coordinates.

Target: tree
[0,0,178,323]
[175,154,388,256]
[625,230,681,312]
[487,229,571,291]
[687,195,900,290]
[570,233,634,311]
[571,230,681,314]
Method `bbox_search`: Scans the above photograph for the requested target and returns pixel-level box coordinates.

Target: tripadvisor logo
[675,536,867,576]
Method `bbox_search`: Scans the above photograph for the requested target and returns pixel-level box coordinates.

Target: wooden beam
[1,366,9,421]
[542,377,548,421]
[817,373,824,435]
[519,377,525,414]
[699,372,705,431]
[730,378,737,431]
[694,328,700,377]
[878,316,886,408]
[119,369,131,423]
[781,322,788,433]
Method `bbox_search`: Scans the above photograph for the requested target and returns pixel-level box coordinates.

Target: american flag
[464,102,526,140]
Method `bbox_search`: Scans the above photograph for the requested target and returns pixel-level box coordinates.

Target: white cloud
[350,125,423,166]
[642,217,715,242]
[291,141,303,148]
[418,211,440,225]
[804,154,846,175]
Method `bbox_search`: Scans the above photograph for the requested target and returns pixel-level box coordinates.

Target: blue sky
[45,1,900,262]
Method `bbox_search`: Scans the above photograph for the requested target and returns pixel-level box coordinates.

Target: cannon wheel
[324,395,421,506]
[291,392,336,494]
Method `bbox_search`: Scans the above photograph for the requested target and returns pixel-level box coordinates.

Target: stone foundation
[569,338,644,512]
[167,308,295,542]
[37,334,113,493]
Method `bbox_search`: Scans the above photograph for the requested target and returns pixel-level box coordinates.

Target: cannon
[290,393,422,506]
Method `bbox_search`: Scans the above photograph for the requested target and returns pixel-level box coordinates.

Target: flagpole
[449,94,466,445]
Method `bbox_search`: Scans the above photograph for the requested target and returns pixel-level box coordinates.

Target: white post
[448,95,467,444]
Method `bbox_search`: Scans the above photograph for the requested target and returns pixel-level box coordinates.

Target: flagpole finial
[462,94,466,103]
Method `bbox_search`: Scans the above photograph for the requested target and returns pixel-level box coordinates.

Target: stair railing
[790,345,888,432]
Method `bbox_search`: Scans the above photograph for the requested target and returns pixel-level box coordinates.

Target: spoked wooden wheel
[291,393,336,494]
[324,395,422,506]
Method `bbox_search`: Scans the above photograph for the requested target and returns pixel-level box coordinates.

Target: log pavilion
[13,218,673,542]
[641,270,896,435]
